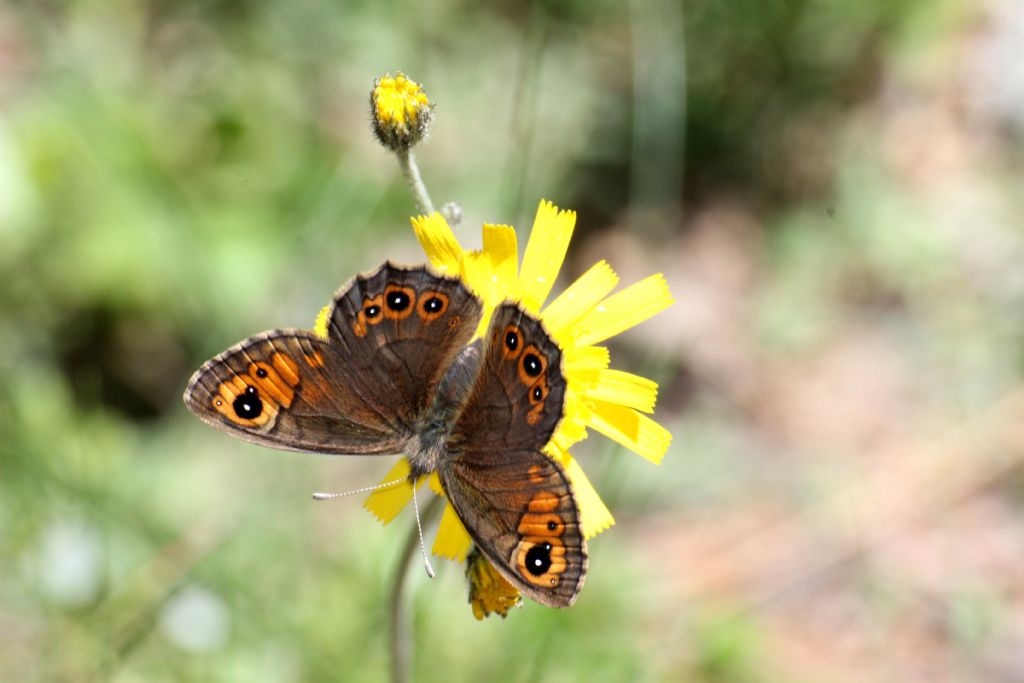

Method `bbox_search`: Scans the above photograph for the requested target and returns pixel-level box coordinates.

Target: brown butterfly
[183,262,587,607]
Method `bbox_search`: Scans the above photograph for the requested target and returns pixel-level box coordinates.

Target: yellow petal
[584,369,659,413]
[546,446,614,538]
[363,458,415,523]
[460,250,499,338]
[481,224,519,295]
[551,423,588,452]
[588,400,673,464]
[312,304,331,340]
[518,200,576,312]
[542,260,619,340]
[427,472,444,495]
[432,502,473,560]
[564,345,611,372]
[573,274,674,347]
[552,389,594,450]
[411,213,464,274]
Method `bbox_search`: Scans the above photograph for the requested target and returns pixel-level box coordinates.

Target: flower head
[364,200,674,567]
[466,547,522,620]
[370,72,433,151]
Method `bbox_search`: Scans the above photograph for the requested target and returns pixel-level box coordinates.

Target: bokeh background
[3,1,1024,681]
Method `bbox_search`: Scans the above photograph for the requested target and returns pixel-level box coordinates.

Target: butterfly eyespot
[532,386,542,401]
[547,520,557,531]
[361,295,385,327]
[518,345,547,385]
[383,285,416,319]
[502,325,522,360]
[448,315,461,329]
[417,291,449,322]
[232,386,263,420]
[386,291,410,311]
[525,542,553,576]
[255,368,268,378]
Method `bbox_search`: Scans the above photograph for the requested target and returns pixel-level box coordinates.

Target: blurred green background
[3,0,1024,681]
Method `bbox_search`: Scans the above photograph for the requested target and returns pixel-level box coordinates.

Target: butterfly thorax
[406,341,482,480]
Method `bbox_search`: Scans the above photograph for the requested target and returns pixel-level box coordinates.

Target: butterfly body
[184,262,587,607]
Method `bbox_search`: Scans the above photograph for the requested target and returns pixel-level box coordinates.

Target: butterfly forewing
[184,262,482,455]
[184,332,405,453]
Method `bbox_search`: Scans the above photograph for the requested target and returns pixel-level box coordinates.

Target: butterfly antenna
[411,478,436,579]
[311,478,405,500]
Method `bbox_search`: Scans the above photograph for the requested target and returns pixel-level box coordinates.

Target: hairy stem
[397,149,435,217]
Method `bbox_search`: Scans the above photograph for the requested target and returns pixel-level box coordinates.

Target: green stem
[397,149,435,216]
[389,494,443,683]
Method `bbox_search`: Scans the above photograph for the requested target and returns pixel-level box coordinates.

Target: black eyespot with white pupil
[232,385,262,419]
[525,542,553,576]
[532,386,543,401]
[505,330,519,351]
[523,353,542,377]
[424,296,443,313]
[255,368,268,378]
[387,291,410,311]
[365,305,381,318]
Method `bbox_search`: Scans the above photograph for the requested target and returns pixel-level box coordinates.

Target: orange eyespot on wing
[383,284,416,320]
[517,344,547,386]
[502,325,523,360]
[211,376,279,428]
[354,294,384,337]
[417,290,449,322]
[528,375,548,405]
[514,490,572,588]
[210,351,303,430]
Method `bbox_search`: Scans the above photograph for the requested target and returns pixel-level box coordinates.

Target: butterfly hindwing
[439,447,587,607]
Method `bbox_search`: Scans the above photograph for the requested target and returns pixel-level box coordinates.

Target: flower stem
[397,149,435,217]
[389,494,443,683]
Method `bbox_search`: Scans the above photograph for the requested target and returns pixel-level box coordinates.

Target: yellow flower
[466,547,522,620]
[365,200,674,562]
[370,72,433,151]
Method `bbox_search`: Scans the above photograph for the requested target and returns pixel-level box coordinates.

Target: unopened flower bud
[370,71,433,151]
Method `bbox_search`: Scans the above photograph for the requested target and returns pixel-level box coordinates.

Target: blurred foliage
[3,0,1024,681]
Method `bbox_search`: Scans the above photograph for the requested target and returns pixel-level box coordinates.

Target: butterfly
[183,262,586,607]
